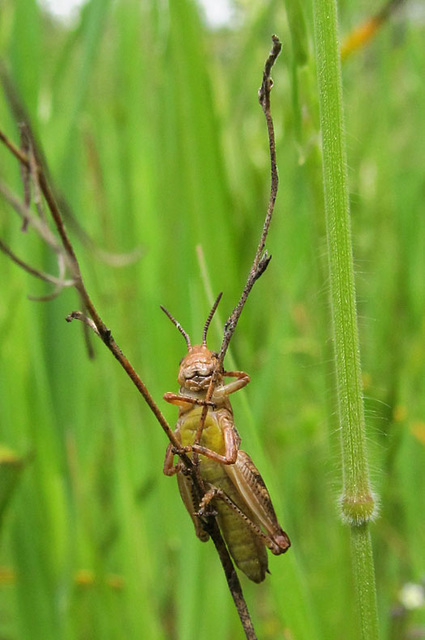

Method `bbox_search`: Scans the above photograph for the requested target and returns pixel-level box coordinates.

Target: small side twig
[18,124,31,230]
[0,239,75,290]
[0,127,184,461]
[66,311,100,336]
[0,179,64,252]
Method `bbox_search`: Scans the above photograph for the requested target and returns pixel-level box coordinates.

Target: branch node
[254,252,272,282]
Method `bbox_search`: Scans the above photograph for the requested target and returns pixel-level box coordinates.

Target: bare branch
[28,253,72,302]
[207,520,258,640]
[0,36,283,640]
[28,289,68,303]
[218,35,282,365]
[18,123,31,230]
[0,128,183,457]
[183,39,282,639]
[26,127,47,224]
[0,238,75,289]
[193,35,282,467]
[1,68,142,268]
[0,128,29,166]
[0,180,63,252]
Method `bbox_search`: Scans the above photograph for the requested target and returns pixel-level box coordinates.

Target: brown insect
[161,294,290,583]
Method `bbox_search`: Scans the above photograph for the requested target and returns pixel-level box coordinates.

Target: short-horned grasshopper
[161,294,290,583]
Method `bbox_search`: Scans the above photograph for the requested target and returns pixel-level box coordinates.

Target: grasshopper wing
[225,450,290,555]
[177,472,210,543]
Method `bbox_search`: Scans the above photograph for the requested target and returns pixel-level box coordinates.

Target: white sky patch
[39,0,235,28]
[198,0,235,28]
[39,0,86,23]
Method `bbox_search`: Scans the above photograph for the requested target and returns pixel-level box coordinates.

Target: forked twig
[0,65,142,267]
[0,36,282,640]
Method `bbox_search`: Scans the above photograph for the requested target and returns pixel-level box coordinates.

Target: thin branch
[208,520,257,640]
[18,123,31,230]
[0,128,183,459]
[0,74,245,640]
[185,40,282,639]
[26,126,47,224]
[0,180,62,251]
[218,35,282,365]
[0,128,29,166]
[0,67,142,267]
[0,36,283,640]
[0,239,75,288]
[193,35,282,459]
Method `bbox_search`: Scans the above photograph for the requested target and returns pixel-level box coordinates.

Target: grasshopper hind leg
[225,450,291,555]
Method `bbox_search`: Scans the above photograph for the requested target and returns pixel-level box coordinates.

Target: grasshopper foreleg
[213,370,250,399]
[164,392,216,409]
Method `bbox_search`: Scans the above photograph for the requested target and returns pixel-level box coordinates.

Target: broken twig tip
[271,34,282,49]
[65,311,100,336]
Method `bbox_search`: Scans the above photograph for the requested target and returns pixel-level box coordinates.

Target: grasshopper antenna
[202,292,223,346]
[160,305,192,350]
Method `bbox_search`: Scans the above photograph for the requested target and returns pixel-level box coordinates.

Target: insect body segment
[162,297,290,583]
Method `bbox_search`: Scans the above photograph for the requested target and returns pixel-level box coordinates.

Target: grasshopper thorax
[177,345,222,392]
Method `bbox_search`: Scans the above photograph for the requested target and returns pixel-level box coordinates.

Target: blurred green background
[0,0,424,638]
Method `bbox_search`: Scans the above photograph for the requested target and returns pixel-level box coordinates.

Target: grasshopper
[161,295,290,583]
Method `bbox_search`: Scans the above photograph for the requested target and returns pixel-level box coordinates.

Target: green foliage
[0,0,424,639]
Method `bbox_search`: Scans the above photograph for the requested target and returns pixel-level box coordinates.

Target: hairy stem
[312,0,379,638]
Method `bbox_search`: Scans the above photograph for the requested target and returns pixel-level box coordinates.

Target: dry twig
[219,34,282,363]
[0,36,282,640]
[193,34,282,472]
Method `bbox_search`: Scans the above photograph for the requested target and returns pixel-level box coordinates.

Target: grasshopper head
[177,345,221,391]
[160,292,223,392]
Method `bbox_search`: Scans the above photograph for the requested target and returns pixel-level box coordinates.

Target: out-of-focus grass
[0,1,424,639]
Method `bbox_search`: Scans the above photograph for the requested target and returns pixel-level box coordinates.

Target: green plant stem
[312,0,379,638]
